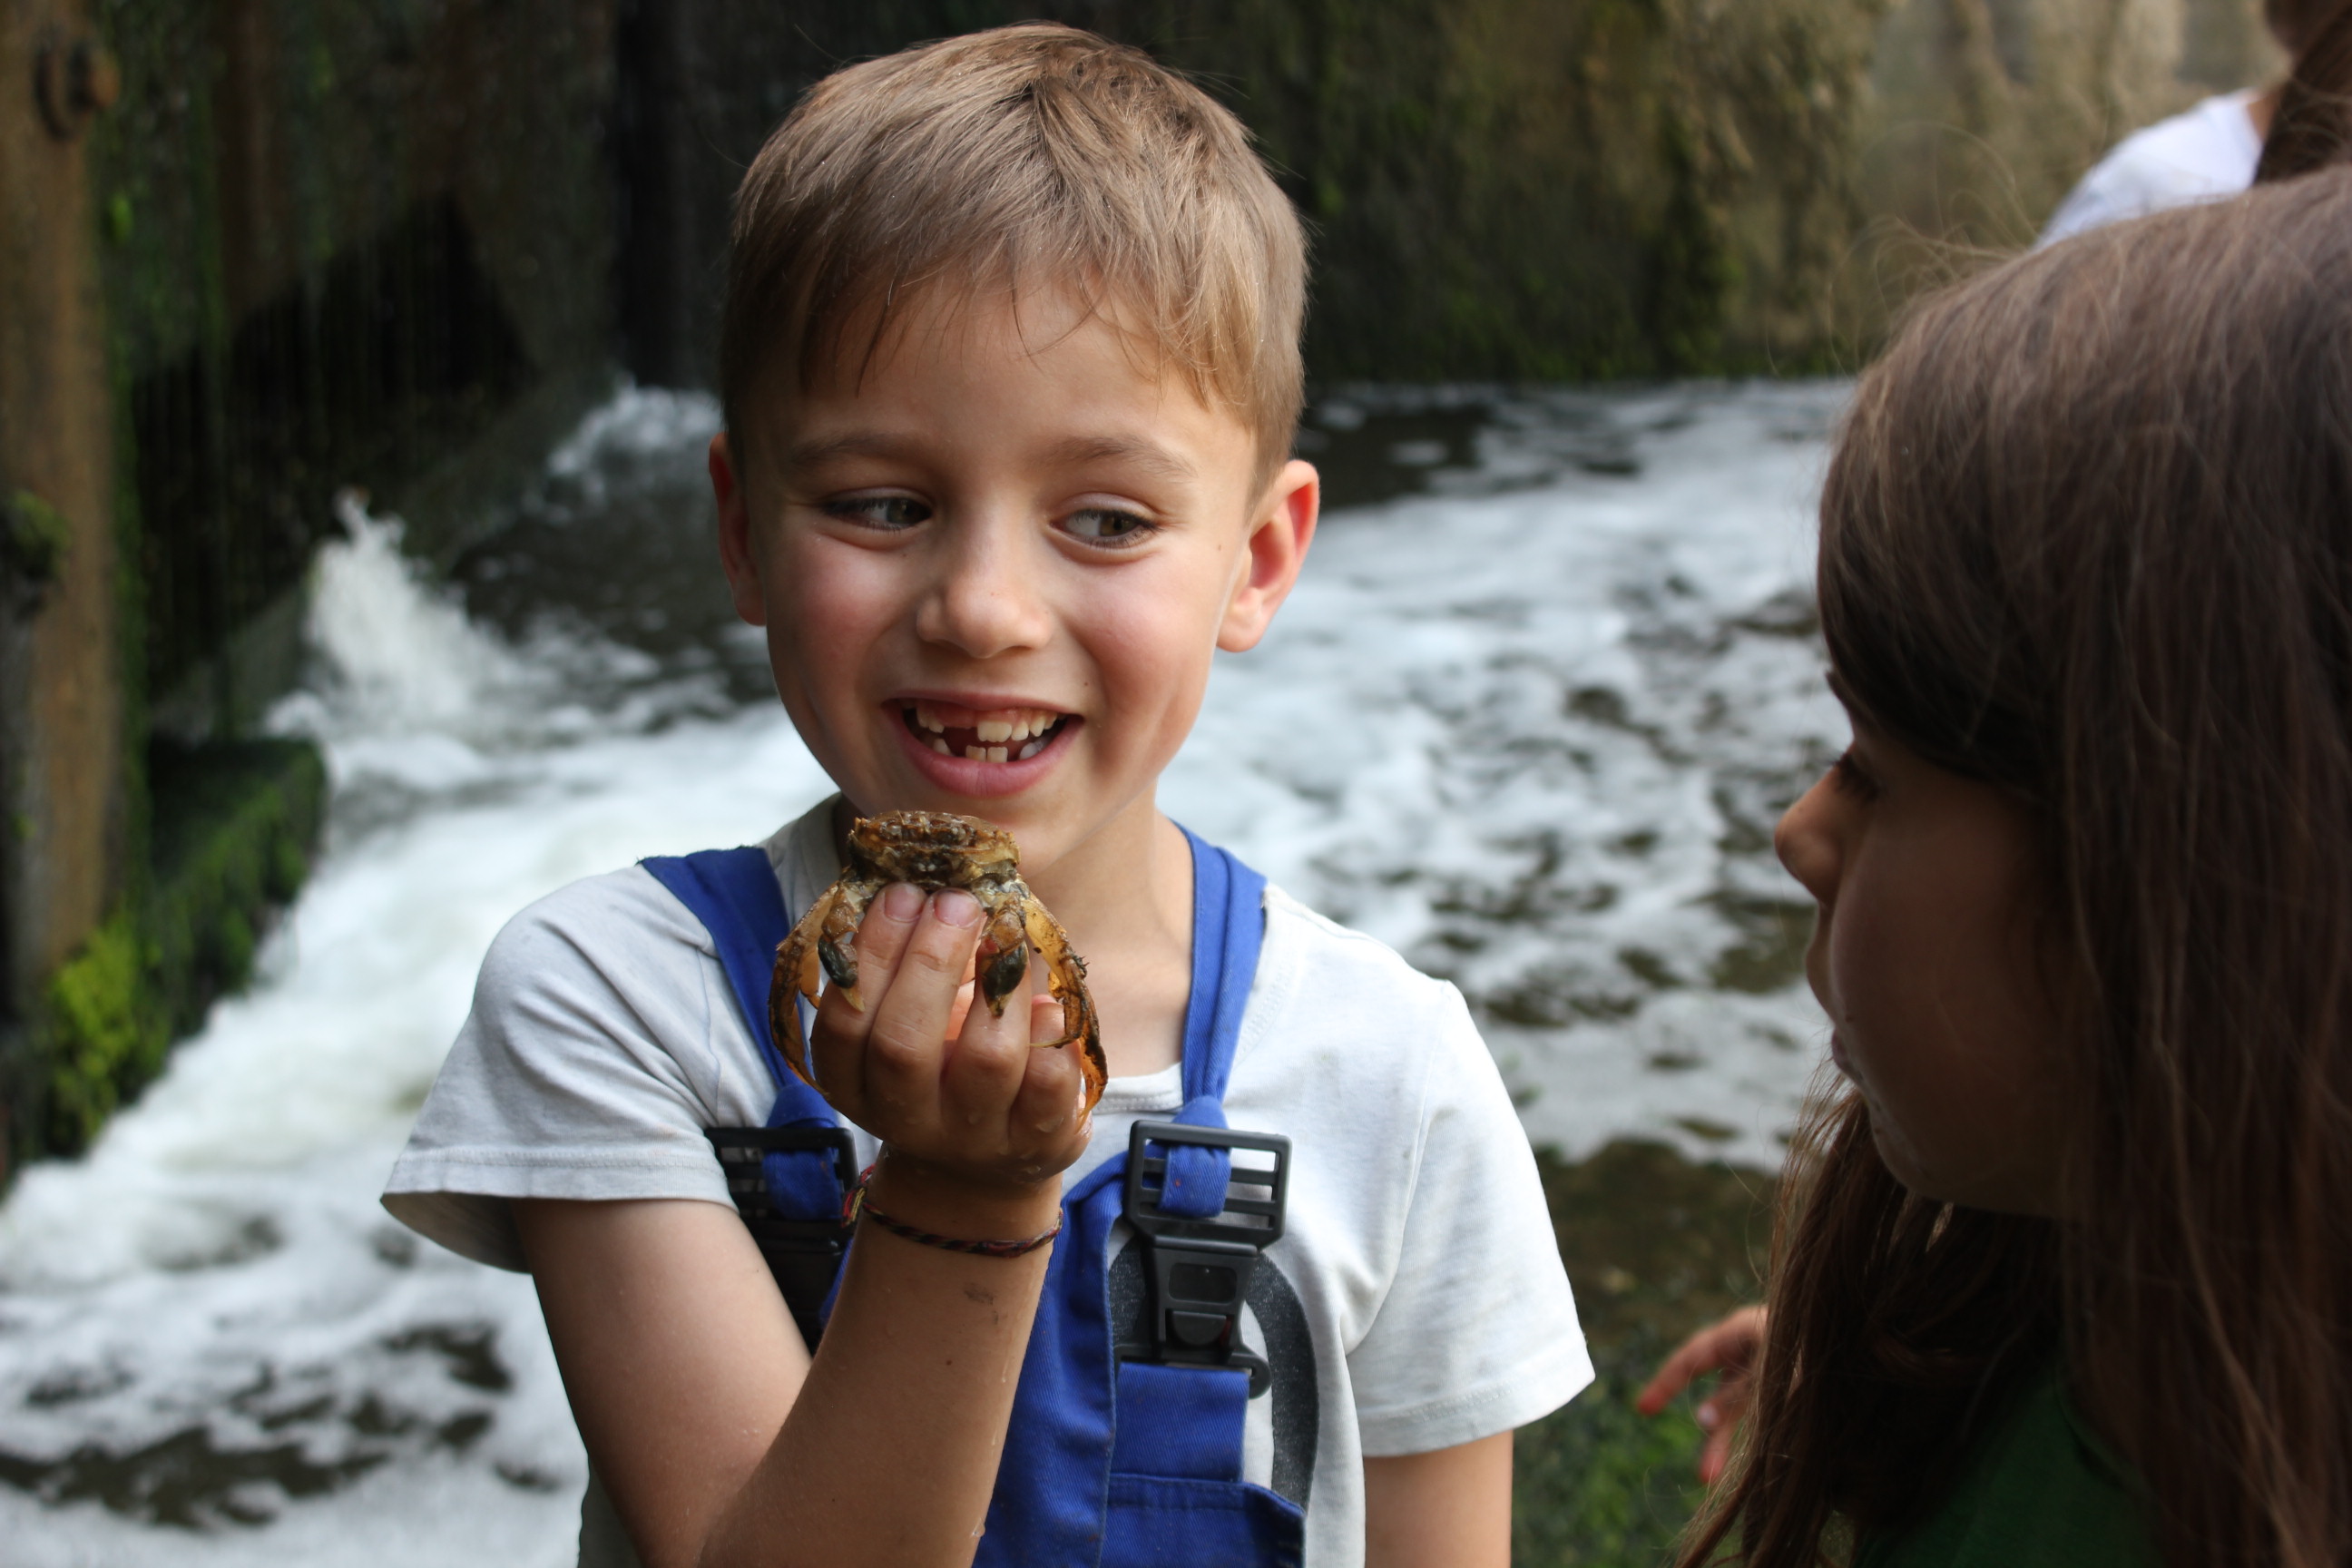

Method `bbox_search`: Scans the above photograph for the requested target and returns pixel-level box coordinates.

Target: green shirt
[1853,1365,2157,1568]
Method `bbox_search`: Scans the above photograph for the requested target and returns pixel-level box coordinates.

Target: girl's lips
[890,709,1080,799]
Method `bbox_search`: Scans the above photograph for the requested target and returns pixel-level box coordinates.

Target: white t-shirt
[2040,90,2263,245]
[383,799,1591,1568]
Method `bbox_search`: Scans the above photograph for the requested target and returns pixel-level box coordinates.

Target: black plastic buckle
[706,1125,858,1350]
[1118,1121,1290,1397]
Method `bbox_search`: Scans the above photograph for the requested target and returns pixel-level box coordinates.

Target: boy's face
[712,289,1318,873]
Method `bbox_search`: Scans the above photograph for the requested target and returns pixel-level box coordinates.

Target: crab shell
[768,810,1107,1112]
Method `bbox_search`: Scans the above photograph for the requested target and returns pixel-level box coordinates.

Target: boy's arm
[516,883,1085,1568]
[1362,1432,1514,1568]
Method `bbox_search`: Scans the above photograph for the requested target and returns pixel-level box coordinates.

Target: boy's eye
[827,495,931,529]
[1829,749,1882,802]
[1062,507,1155,546]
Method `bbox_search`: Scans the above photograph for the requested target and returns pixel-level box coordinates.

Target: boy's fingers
[937,953,1043,1127]
[808,883,926,1106]
[1008,992,1083,1142]
[858,889,984,1121]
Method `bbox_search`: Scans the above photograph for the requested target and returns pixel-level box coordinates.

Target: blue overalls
[644,830,1306,1567]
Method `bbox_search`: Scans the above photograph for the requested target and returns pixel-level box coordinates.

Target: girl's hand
[805,882,1091,1221]
[1636,1305,1767,1485]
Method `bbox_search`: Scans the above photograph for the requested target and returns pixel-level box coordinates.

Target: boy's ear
[711,432,769,628]
[1219,458,1319,653]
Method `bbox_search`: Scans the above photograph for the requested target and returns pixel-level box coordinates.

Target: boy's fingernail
[1697,1402,1719,1429]
[935,889,980,926]
[879,882,923,921]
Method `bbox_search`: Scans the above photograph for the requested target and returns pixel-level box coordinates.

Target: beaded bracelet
[844,1165,1063,1259]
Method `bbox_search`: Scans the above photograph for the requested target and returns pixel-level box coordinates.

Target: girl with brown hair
[1643,169,2352,1566]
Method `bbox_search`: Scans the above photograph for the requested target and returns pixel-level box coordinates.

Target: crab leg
[976,899,1030,1016]
[1024,897,1107,1111]
[769,886,842,1091]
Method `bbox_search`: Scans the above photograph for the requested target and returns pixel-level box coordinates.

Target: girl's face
[1775,691,2076,1215]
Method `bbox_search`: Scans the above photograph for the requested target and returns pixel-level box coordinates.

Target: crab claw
[1024,898,1106,1112]
[976,901,1030,1017]
[769,886,845,1092]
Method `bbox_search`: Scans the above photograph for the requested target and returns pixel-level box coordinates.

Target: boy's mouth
[901,699,1073,763]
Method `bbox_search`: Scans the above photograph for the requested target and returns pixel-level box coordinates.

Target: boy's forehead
[745,284,1267,486]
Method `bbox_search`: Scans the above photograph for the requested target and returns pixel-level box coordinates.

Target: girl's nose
[1774,772,1847,909]
[914,514,1054,659]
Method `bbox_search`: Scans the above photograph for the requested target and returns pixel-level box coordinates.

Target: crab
[769,810,1106,1112]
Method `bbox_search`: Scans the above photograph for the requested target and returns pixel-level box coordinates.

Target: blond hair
[721,24,1307,481]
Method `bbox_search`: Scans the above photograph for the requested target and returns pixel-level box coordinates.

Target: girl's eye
[827,495,931,529]
[1062,507,1156,546]
[1829,749,1882,801]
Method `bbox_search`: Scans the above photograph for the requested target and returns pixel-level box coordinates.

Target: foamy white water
[0,379,1845,1561]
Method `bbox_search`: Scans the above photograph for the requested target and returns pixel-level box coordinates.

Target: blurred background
[0,2,2288,1563]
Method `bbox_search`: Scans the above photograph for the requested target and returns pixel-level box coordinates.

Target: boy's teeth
[909,702,1063,762]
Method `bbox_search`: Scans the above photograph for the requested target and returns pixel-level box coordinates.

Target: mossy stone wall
[34,740,324,1157]
[616,0,2278,387]
[5,1,622,1175]
[615,0,1893,382]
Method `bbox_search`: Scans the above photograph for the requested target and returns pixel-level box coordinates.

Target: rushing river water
[0,380,1846,1563]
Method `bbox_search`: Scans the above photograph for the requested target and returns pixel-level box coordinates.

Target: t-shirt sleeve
[380,866,769,1271]
[1344,981,1593,1455]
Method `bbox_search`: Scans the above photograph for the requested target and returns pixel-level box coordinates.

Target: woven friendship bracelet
[844,1166,1063,1259]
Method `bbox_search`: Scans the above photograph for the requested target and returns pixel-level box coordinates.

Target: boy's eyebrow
[775,431,1200,485]
[777,432,926,474]
[1040,435,1200,485]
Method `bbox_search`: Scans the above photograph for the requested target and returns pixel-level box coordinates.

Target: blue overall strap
[976,831,1301,1568]
[641,849,845,1218]
[1156,828,1267,1219]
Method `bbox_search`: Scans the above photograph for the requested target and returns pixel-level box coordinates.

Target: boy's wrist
[867,1148,1064,1240]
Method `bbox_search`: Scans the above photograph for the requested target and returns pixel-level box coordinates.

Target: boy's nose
[914,519,1054,659]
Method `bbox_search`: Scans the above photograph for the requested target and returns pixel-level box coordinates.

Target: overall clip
[706,1125,858,1347]
[1118,1121,1291,1397]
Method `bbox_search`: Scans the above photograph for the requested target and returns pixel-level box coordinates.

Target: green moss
[3,490,74,587]
[40,913,170,1152]
[146,739,328,1039]
[24,740,325,1161]
[1516,1340,1711,1566]
[1514,1140,1778,1564]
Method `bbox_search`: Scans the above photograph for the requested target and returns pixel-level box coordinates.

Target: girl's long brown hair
[2257,0,2352,181]
[1681,172,2352,1568]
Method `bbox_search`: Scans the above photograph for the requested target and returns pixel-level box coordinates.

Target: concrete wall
[99,0,622,740]
[0,0,624,1175]
[1855,0,2281,322]
[0,0,126,1170]
[612,0,2284,387]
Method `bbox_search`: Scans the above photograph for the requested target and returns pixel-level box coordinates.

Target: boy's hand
[1636,1305,1766,1485]
[805,882,1091,1220]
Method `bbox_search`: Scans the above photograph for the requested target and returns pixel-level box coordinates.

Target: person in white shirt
[2039,0,2337,245]
[379,24,1588,1568]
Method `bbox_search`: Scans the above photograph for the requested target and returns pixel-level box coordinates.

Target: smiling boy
[383,25,1587,1568]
